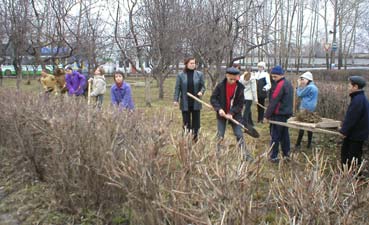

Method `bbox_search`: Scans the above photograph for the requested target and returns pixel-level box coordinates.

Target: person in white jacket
[239,71,258,127]
[254,61,271,123]
[88,65,107,108]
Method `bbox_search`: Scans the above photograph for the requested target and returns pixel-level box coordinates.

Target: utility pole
[330,0,338,70]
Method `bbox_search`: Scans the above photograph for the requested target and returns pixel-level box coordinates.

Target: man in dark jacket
[340,76,369,170]
[264,65,293,162]
[210,67,253,161]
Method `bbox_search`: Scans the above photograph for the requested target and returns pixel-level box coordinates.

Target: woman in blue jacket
[295,71,318,149]
[173,57,205,141]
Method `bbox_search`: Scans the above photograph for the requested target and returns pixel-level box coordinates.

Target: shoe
[283,156,291,162]
[269,158,279,163]
[294,145,301,151]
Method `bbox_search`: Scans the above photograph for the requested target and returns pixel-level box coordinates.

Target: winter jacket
[173,70,206,111]
[255,70,271,99]
[65,71,86,96]
[239,73,258,102]
[340,90,369,141]
[297,81,318,112]
[210,78,245,121]
[265,77,293,119]
[90,75,106,97]
[40,74,57,93]
[111,82,135,110]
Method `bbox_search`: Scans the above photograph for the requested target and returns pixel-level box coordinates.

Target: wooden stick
[257,102,267,110]
[186,92,248,131]
[268,120,343,137]
[87,80,92,105]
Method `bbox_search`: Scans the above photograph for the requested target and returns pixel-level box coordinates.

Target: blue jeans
[269,115,290,159]
[242,100,254,126]
[217,118,244,146]
[95,95,104,108]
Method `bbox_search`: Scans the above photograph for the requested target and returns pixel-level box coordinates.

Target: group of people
[173,57,369,170]
[40,66,135,110]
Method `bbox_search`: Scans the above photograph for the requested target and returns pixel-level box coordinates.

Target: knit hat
[300,71,313,81]
[349,76,366,89]
[257,62,266,68]
[226,67,240,75]
[270,65,284,75]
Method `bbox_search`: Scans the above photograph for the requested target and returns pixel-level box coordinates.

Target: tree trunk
[158,76,165,99]
[145,75,152,107]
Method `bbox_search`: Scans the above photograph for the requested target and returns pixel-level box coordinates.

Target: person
[88,65,107,108]
[239,71,258,127]
[210,67,253,161]
[255,61,271,123]
[111,71,134,111]
[295,71,318,150]
[54,68,67,94]
[173,57,206,141]
[40,69,57,94]
[65,66,86,96]
[263,65,293,163]
[339,76,369,170]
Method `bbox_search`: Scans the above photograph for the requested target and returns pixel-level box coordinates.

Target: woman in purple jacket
[111,71,134,111]
[65,67,86,96]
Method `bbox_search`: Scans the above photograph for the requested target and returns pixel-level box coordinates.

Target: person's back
[40,71,57,93]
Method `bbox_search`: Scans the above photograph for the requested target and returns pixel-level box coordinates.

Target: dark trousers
[269,115,290,159]
[296,130,313,147]
[341,138,364,169]
[257,97,265,122]
[182,110,200,140]
[242,100,254,126]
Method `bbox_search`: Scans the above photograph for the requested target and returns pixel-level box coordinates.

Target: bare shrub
[270,151,369,224]
[315,81,349,120]
[0,88,368,224]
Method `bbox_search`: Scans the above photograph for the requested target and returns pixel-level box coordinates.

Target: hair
[65,66,73,71]
[183,57,196,72]
[114,71,125,82]
[243,71,251,81]
[96,65,105,75]
[54,68,65,76]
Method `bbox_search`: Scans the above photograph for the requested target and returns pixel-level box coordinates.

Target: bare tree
[142,0,182,99]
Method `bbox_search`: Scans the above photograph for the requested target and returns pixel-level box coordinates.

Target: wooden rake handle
[186,92,248,131]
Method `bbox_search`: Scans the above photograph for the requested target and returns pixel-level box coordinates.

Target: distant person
[54,68,67,94]
[173,57,206,141]
[111,71,134,111]
[65,66,86,96]
[88,65,107,108]
[210,67,253,161]
[255,61,271,123]
[264,65,293,163]
[239,70,258,127]
[339,76,369,170]
[295,71,318,150]
[40,69,57,94]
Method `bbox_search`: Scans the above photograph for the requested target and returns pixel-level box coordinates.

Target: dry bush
[270,151,369,224]
[311,70,369,82]
[315,81,349,120]
[105,134,274,224]
[0,88,368,224]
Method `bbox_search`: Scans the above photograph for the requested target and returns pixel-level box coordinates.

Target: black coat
[340,90,369,141]
[210,78,245,120]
